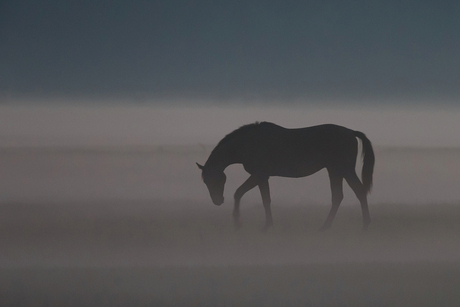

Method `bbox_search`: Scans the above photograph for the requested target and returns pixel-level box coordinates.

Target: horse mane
[211,121,265,154]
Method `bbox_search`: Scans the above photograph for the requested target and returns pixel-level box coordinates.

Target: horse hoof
[261,224,273,232]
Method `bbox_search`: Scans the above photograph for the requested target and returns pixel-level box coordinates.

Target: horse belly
[244,157,324,178]
[272,161,324,178]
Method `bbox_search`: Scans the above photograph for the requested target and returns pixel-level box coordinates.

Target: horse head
[197,163,226,206]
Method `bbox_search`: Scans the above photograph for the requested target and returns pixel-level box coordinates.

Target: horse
[197,122,375,231]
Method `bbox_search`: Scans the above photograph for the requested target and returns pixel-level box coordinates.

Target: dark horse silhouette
[197,122,375,230]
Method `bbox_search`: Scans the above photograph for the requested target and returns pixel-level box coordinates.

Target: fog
[2,0,460,303]
[1,103,460,203]
[1,103,460,147]
[1,102,460,305]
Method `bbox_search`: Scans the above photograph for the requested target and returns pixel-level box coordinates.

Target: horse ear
[196,163,204,170]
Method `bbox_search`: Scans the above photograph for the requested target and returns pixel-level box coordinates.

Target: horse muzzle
[212,197,224,206]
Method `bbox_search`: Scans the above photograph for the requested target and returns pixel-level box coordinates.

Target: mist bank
[0,144,459,205]
[2,264,460,306]
[0,104,459,148]
[2,200,460,268]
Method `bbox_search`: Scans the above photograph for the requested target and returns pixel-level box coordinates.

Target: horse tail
[353,131,375,194]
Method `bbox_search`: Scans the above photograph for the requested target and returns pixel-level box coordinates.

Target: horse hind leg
[345,171,371,230]
[233,175,259,229]
[319,169,344,231]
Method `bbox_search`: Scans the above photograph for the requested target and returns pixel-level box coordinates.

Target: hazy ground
[1,145,460,306]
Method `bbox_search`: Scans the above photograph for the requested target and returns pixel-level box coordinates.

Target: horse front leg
[233,175,258,229]
[258,177,272,231]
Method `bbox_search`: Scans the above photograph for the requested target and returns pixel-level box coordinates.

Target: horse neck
[205,142,240,172]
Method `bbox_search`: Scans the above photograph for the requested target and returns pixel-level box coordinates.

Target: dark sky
[1,0,459,104]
